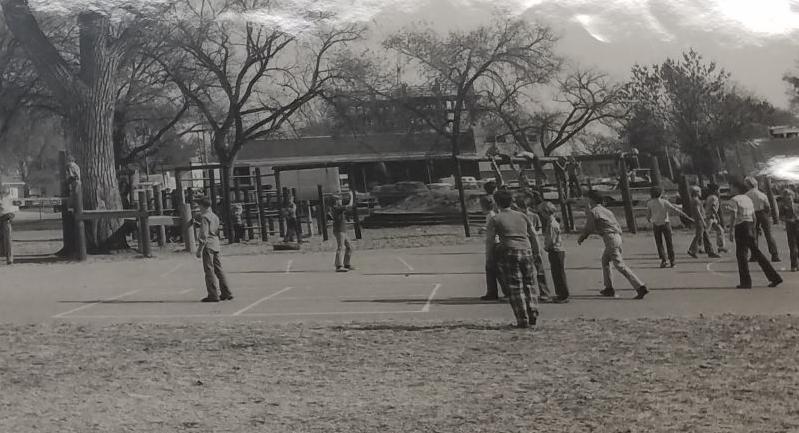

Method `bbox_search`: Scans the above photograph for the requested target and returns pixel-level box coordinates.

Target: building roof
[0,175,24,185]
[237,131,477,169]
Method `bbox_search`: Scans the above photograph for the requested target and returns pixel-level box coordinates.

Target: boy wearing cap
[195,197,233,302]
[578,190,648,300]
[645,187,693,268]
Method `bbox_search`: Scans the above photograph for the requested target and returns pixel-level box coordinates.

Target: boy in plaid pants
[485,190,539,328]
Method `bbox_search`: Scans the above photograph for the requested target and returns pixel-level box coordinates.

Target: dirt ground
[1,316,797,433]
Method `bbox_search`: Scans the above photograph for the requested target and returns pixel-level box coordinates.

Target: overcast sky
[364,0,799,109]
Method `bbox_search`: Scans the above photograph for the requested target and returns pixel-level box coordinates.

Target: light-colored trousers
[601,233,644,290]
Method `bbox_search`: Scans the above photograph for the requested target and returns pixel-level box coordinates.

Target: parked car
[372,181,429,207]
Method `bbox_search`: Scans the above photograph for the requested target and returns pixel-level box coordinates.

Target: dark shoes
[335,267,348,273]
[201,297,219,303]
[660,261,668,268]
[708,253,721,259]
[737,284,752,289]
[551,297,569,304]
[345,265,356,271]
[480,294,499,301]
[634,286,649,300]
[768,279,783,288]
[599,288,616,297]
[687,251,698,259]
[670,261,676,268]
[220,294,234,301]
[772,256,781,263]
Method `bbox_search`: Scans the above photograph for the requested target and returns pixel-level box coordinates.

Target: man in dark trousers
[745,176,780,262]
[195,197,233,302]
[485,190,539,328]
[728,179,782,289]
[480,180,508,300]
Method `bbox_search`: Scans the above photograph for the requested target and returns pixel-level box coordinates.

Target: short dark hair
[494,189,514,208]
[650,187,662,198]
[483,181,497,194]
[707,183,719,194]
[194,196,212,208]
[586,189,603,204]
[730,178,747,194]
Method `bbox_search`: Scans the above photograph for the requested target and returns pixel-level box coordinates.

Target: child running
[485,190,539,328]
[645,187,693,268]
[578,190,649,299]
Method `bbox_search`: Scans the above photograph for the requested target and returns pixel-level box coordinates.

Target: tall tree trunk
[2,3,125,249]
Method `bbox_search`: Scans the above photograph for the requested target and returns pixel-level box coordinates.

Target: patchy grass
[1,316,798,432]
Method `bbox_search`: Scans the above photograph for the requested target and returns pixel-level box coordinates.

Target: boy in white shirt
[645,187,693,268]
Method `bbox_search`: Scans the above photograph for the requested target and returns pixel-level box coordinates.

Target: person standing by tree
[778,188,799,272]
[578,190,649,299]
[485,190,539,328]
[745,177,780,263]
[727,179,782,288]
[646,187,693,268]
[705,184,727,254]
[687,186,720,259]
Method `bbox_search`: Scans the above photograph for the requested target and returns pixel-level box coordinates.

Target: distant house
[236,131,479,199]
[0,175,25,199]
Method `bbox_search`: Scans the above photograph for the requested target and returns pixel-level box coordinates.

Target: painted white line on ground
[285,260,293,274]
[396,256,414,272]
[232,287,293,316]
[52,290,141,319]
[706,260,736,280]
[159,263,184,278]
[62,310,425,319]
[421,283,442,313]
[178,289,194,295]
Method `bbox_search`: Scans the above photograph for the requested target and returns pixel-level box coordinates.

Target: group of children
[191,191,357,302]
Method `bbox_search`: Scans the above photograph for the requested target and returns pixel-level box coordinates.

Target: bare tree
[482,68,627,157]
[370,17,560,236]
[155,0,364,234]
[1,0,165,249]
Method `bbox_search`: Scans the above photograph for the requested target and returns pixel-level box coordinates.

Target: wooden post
[678,174,691,226]
[2,218,12,265]
[650,154,662,189]
[220,164,233,241]
[58,151,71,256]
[618,156,637,233]
[453,156,471,238]
[209,169,217,216]
[73,184,87,262]
[153,185,166,247]
[233,174,242,203]
[554,164,570,233]
[275,170,285,237]
[254,168,267,241]
[138,191,152,258]
[305,201,313,237]
[182,203,197,254]
[763,176,779,224]
[318,184,328,241]
[175,170,194,253]
[352,193,362,240]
